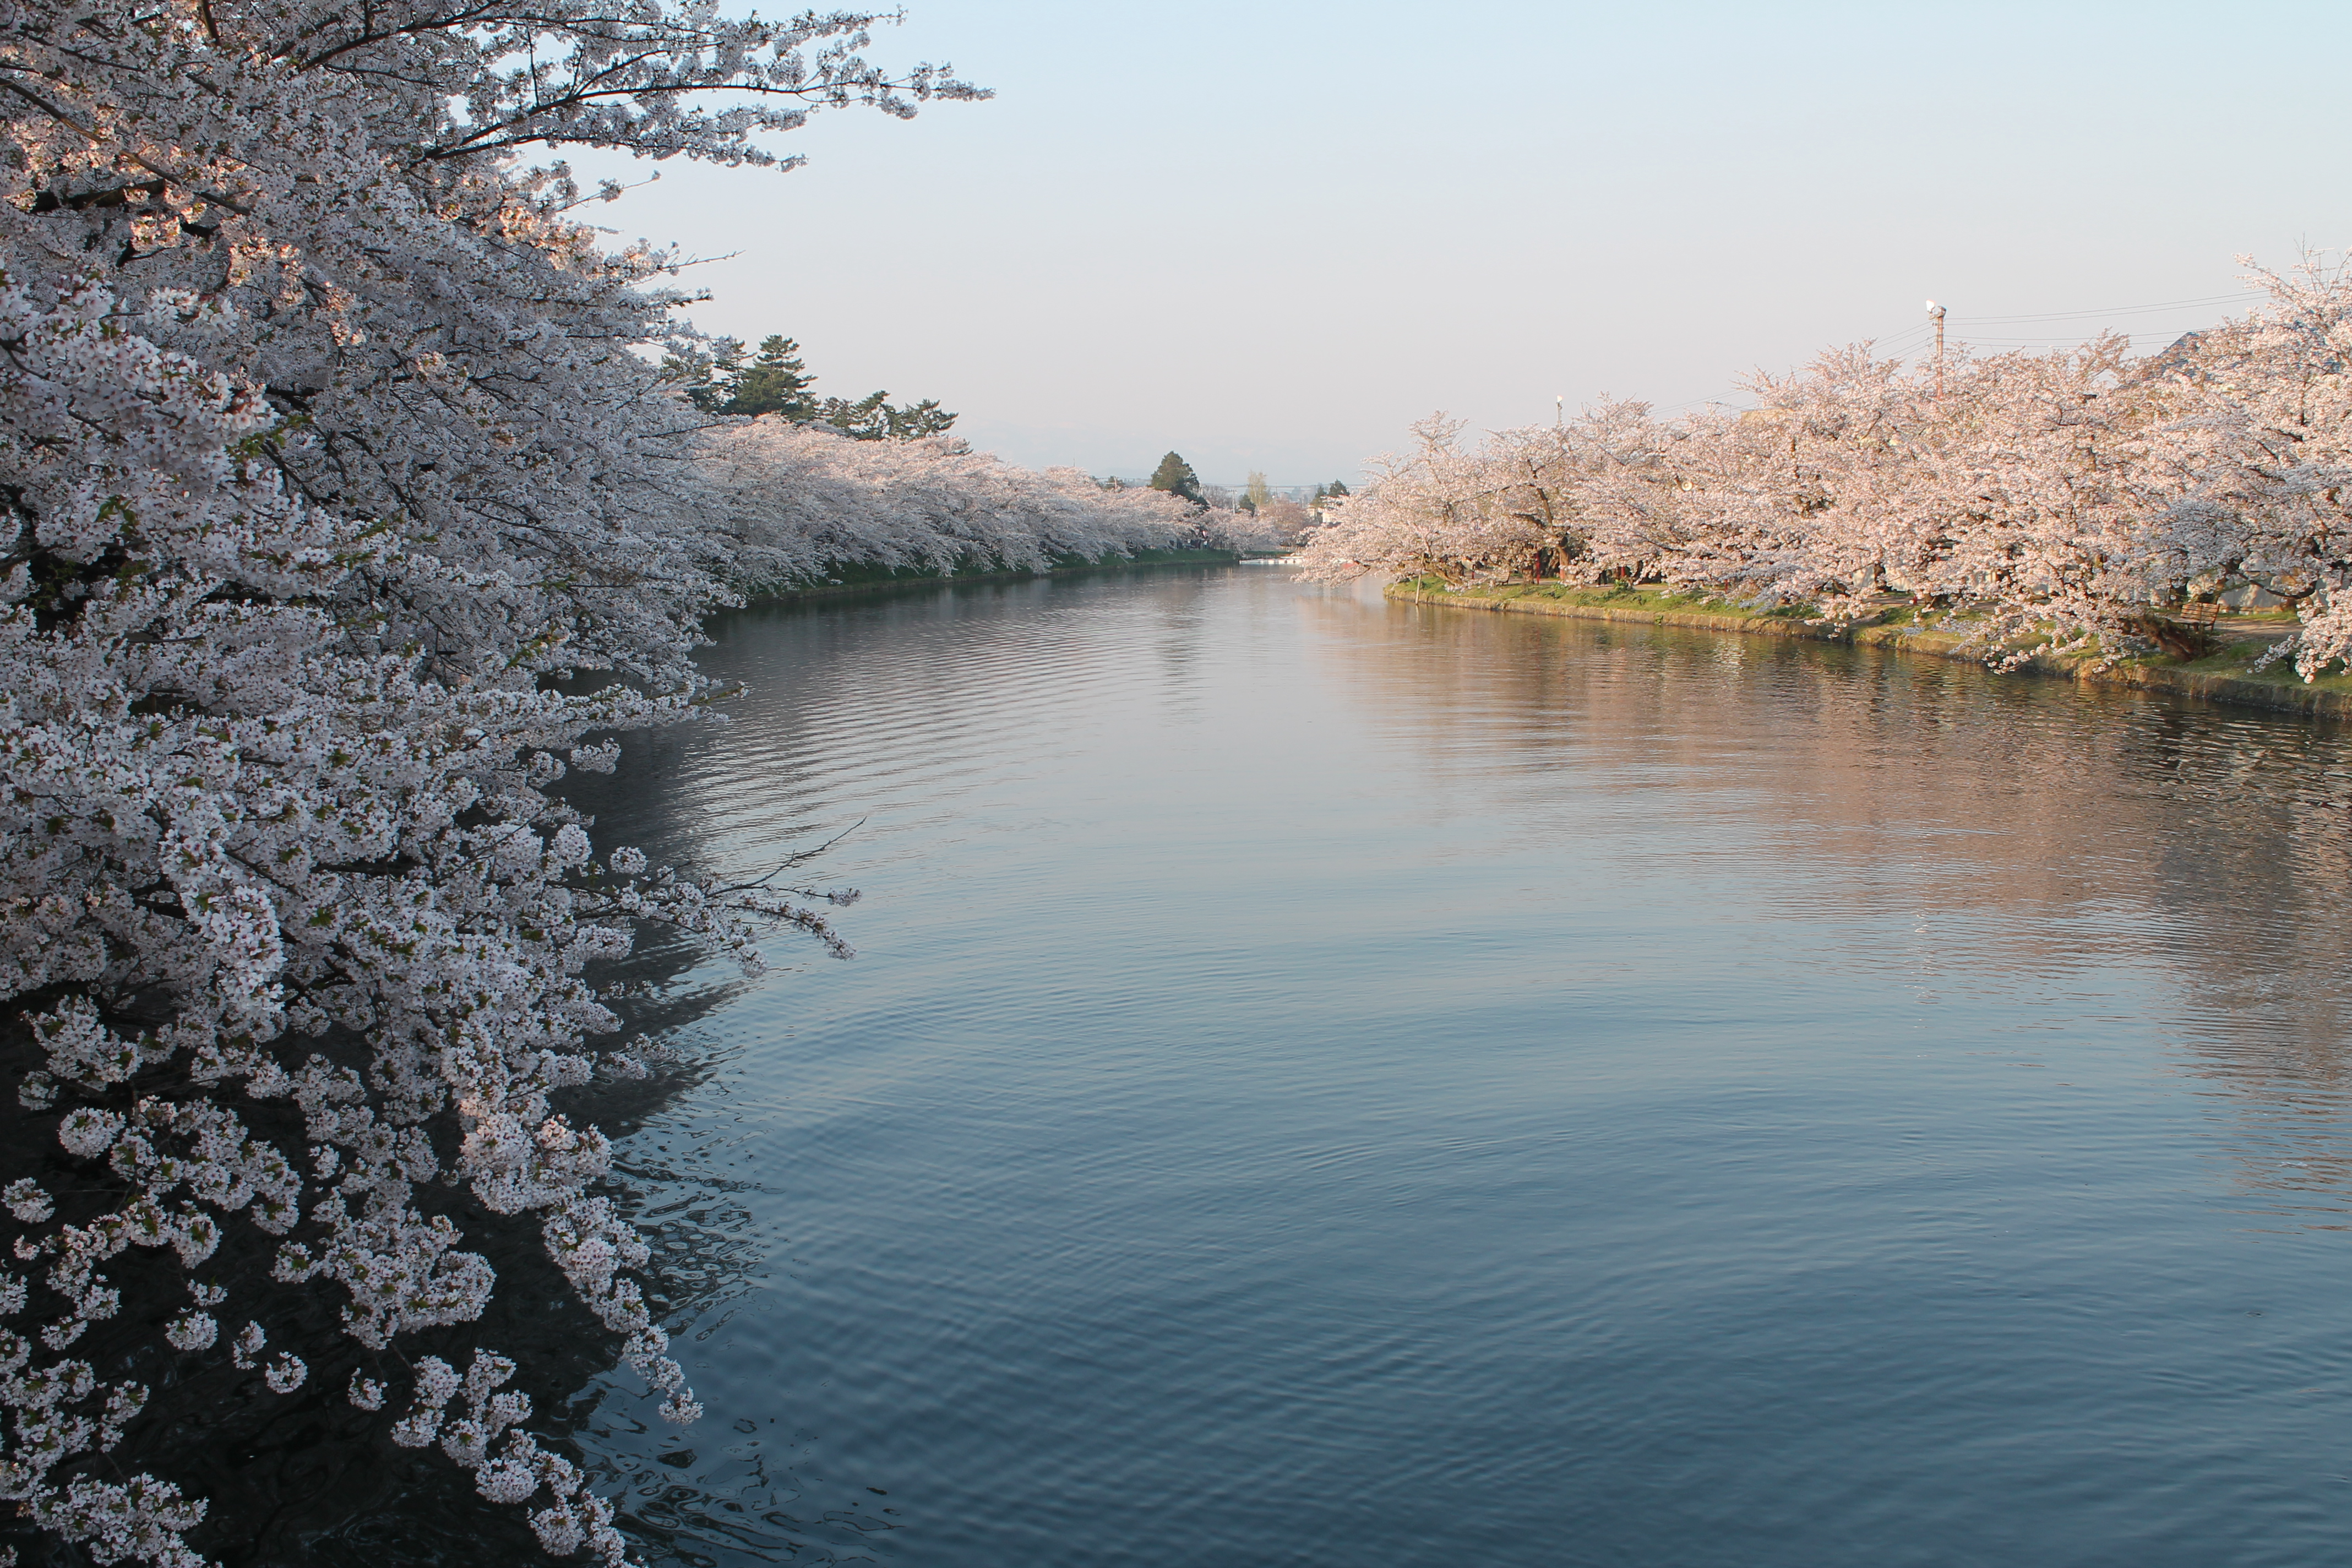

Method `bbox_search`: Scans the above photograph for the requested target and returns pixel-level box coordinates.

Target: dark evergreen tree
[1327,480,1351,497]
[721,334,820,418]
[661,335,745,412]
[814,390,959,440]
[1150,451,1204,505]
[666,332,959,437]
[881,398,959,440]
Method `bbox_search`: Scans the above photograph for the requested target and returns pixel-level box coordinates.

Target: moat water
[567,565,2352,1567]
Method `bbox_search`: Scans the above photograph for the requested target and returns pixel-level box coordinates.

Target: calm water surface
[568,566,2352,1568]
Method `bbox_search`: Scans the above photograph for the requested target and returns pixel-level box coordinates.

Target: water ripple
[560,569,2352,1568]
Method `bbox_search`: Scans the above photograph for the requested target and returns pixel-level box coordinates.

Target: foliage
[1299,257,2352,679]
[810,388,959,440]
[695,423,1204,581]
[0,0,980,1562]
[1148,451,1204,506]
[1253,499,1311,544]
[666,333,957,437]
[720,335,817,419]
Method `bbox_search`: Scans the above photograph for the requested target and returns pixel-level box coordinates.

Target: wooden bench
[2179,601,2224,631]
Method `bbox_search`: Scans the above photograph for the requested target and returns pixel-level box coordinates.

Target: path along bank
[1385,578,2352,722]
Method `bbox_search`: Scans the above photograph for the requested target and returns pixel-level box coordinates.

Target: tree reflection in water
[211,569,2352,1568]
[1320,594,2352,1228]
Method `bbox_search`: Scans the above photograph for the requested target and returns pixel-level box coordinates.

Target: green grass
[1400,576,1818,621]
[1402,575,2352,695]
[2153,637,2352,694]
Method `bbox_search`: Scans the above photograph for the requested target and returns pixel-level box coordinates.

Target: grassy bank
[1386,576,2352,721]
[742,547,1240,605]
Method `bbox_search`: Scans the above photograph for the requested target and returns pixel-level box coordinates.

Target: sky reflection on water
[567,567,2352,1568]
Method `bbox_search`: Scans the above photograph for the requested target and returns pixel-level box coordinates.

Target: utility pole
[1555,394,1564,427]
[1926,300,1947,401]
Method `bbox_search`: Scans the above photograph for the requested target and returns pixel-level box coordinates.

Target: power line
[1858,292,2252,355]
[1600,287,2262,424]
[1950,292,2250,325]
[1947,331,2207,346]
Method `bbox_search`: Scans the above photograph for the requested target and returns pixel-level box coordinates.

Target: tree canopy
[720,335,818,418]
[671,334,957,438]
[1296,258,2352,680]
[0,0,981,1562]
[813,390,961,440]
[1150,451,1205,506]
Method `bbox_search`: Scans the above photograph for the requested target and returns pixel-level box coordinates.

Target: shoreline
[733,548,1239,607]
[1385,581,2352,723]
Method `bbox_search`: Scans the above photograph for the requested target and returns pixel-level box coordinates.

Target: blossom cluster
[0,0,969,1561]
[695,418,1254,586]
[1300,257,2352,677]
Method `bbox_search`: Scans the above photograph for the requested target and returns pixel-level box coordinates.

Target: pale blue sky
[585,1,2352,486]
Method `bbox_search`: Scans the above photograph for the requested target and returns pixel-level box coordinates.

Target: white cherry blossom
[1302,257,2352,676]
[0,0,983,1560]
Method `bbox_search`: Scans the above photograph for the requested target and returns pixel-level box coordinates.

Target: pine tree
[814,390,960,440]
[722,335,820,418]
[1150,451,1204,505]
[672,332,958,437]
[661,336,745,412]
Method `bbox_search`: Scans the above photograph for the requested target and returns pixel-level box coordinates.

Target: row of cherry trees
[0,0,1024,1562]
[1300,260,2352,678]
[694,420,1247,584]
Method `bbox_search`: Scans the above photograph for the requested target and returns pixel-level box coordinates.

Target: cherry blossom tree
[0,0,974,1562]
[694,420,1200,584]
[2160,256,2352,676]
[1303,259,2352,677]
[1292,415,1558,585]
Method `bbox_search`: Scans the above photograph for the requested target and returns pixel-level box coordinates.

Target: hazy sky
[582,1,2352,487]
